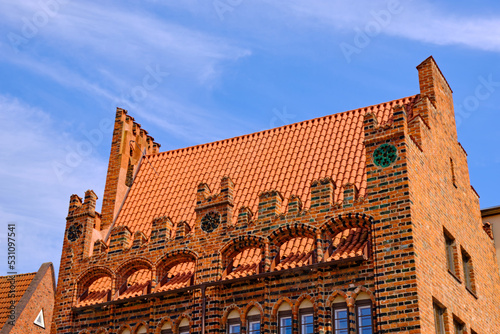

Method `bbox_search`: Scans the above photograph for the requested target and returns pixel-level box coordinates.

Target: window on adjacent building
[356,301,373,334]
[444,231,457,276]
[332,302,349,334]
[462,249,475,293]
[433,303,446,334]
[454,319,464,334]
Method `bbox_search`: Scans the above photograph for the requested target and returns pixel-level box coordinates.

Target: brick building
[1,263,56,334]
[51,57,500,333]
[481,205,500,272]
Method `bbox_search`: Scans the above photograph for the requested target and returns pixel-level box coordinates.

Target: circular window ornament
[373,144,398,167]
[67,223,83,242]
[201,211,221,233]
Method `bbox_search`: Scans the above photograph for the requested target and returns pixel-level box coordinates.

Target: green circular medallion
[373,144,398,167]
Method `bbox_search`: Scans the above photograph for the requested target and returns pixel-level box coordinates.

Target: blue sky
[0,0,499,276]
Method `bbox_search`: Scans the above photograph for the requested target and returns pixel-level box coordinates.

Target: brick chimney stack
[100,108,161,230]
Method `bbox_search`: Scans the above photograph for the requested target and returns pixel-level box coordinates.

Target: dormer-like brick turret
[100,108,161,230]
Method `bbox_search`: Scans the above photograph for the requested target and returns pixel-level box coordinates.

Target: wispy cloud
[0,1,252,144]
[0,95,108,274]
[262,0,500,52]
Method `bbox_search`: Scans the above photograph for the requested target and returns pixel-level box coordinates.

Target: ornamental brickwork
[51,57,500,334]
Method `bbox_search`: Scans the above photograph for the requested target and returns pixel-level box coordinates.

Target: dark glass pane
[360,327,373,334]
[229,324,240,334]
[249,321,260,333]
[337,318,348,328]
[303,324,314,334]
[336,310,347,318]
[303,315,313,324]
[281,317,292,327]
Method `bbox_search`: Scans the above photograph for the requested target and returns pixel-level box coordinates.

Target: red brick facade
[51,57,500,333]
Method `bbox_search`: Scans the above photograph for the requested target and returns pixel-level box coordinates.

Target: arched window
[227,310,241,334]
[118,328,131,334]
[355,293,373,334]
[78,275,112,306]
[247,307,261,334]
[136,325,147,334]
[278,302,292,334]
[157,261,195,292]
[160,321,173,334]
[298,300,314,334]
[223,247,263,280]
[332,295,348,334]
[273,237,315,271]
[178,318,190,334]
[117,269,152,300]
[325,228,369,262]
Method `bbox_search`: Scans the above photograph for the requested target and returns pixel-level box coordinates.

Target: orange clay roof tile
[117,269,151,300]
[0,272,36,327]
[326,228,370,262]
[224,247,262,280]
[157,262,195,292]
[115,96,418,235]
[275,237,315,271]
[78,276,112,306]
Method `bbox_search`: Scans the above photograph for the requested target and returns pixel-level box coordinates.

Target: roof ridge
[148,95,418,157]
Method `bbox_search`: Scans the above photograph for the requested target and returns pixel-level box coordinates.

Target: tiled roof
[275,237,315,271]
[326,228,369,261]
[117,269,151,300]
[224,248,262,280]
[157,262,195,292]
[115,96,419,236]
[0,272,36,328]
[78,276,112,306]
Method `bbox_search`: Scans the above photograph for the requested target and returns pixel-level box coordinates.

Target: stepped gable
[114,95,418,236]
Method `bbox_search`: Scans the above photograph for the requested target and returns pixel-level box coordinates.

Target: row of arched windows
[78,226,370,306]
[84,292,374,334]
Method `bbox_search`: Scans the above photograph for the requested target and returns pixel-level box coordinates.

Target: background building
[51,57,500,333]
[482,205,500,271]
[0,263,56,334]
